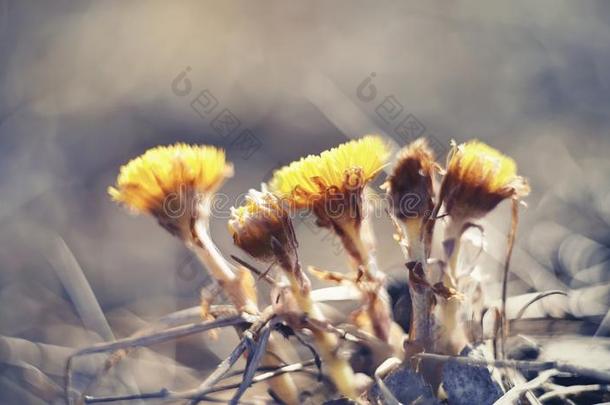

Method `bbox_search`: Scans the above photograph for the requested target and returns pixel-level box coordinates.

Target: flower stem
[435,218,468,355]
[500,199,520,359]
[192,218,299,404]
[338,221,393,343]
[285,271,358,400]
[403,219,434,350]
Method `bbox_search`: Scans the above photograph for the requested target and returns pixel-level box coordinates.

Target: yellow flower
[229,189,297,266]
[387,138,436,221]
[440,140,529,220]
[269,135,389,208]
[108,143,232,237]
[270,135,389,270]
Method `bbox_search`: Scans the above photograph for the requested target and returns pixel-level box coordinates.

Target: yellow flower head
[269,135,389,208]
[229,188,297,267]
[387,138,436,221]
[440,140,529,220]
[108,143,232,237]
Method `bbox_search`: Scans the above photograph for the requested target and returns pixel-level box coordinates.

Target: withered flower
[387,138,436,221]
[439,140,529,222]
[229,188,298,271]
[108,143,232,239]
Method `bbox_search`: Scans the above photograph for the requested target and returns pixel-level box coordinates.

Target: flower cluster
[108,135,530,403]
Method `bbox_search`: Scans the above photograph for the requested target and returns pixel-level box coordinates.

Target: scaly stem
[403,219,434,350]
[435,218,468,355]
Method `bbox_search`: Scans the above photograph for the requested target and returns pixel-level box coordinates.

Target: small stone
[368,365,439,404]
[442,345,504,405]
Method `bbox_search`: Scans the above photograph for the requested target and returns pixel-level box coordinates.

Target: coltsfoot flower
[109,145,301,404]
[270,136,393,343]
[229,188,298,268]
[270,135,388,211]
[386,139,438,348]
[270,135,389,262]
[387,138,436,221]
[439,140,529,222]
[230,190,357,400]
[108,143,232,239]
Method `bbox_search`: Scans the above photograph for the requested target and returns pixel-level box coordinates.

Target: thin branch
[230,255,276,285]
[189,310,279,405]
[222,359,318,380]
[73,315,253,357]
[515,290,568,320]
[494,370,562,405]
[83,360,315,403]
[290,332,323,380]
[274,324,323,380]
[82,304,241,403]
[192,359,311,397]
[538,383,610,402]
[189,336,249,404]
[501,198,520,359]
[230,323,274,404]
[66,315,254,405]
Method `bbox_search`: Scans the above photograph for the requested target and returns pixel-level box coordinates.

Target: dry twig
[515,290,568,320]
[539,383,610,402]
[83,360,317,404]
[65,315,255,405]
[494,370,562,405]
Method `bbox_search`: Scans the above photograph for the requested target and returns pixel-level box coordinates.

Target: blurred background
[1,1,610,403]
